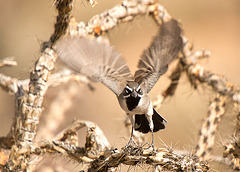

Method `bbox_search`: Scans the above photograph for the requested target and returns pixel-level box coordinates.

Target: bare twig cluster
[0,0,239,171]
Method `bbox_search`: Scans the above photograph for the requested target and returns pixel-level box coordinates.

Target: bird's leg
[151,130,155,150]
[151,131,154,146]
[146,113,156,152]
[129,125,135,144]
[125,114,137,147]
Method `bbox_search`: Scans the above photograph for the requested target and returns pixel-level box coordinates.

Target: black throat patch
[126,96,141,111]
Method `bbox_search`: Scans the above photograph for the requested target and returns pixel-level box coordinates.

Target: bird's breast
[126,96,141,111]
[118,94,150,114]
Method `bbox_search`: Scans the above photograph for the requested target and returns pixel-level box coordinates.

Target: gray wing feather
[134,19,183,93]
[55,36,133,95]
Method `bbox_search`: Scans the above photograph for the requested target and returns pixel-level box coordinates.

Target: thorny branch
[182,41,240,170]
[0,57,17,68]
[3,0,74,171]
[0,0,239,171]
[194,94,226,160]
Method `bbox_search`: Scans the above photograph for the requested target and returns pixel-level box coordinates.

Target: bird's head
[122,81,143,99]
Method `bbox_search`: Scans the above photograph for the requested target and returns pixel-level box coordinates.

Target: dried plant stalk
[65,0,173,37]
[0,57,17,68]
[224,136,240,170]
[4,0,74,171]
[87,147,209,171]
[53,119,110,152]
[182,40,240,169]
[0,74,19,96]
[223,107,240,170]
[195,94,226,160]
[183,41,240,105]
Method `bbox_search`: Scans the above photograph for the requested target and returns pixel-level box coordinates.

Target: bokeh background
[0,0,240,171]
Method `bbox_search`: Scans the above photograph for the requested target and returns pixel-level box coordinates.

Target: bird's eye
[124,88,131,94]
[137,88,142,95]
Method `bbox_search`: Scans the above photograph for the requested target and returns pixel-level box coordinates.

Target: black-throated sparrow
[55,19,183,147]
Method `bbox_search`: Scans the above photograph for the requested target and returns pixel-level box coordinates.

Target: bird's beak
[131,91,137,98]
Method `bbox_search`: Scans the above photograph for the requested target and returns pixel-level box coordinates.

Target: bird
[55,19,183,148]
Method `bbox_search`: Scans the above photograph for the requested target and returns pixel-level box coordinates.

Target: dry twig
[195,94,226,160]
[0,57,17,68]
[4,0,74,171]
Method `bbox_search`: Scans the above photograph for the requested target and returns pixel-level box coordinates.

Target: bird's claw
[125,137,138,148]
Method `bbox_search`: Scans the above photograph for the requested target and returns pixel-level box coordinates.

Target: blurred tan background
[0,0,240,171]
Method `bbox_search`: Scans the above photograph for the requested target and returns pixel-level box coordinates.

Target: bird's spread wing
[55,36,133,95]
[134,19,183,93]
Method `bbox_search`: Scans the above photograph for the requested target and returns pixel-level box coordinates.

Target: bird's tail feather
[134,109,167,133]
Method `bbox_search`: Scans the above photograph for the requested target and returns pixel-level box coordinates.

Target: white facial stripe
[136,85,141,91]
[126,85,132,91]
[123,94,131,98]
